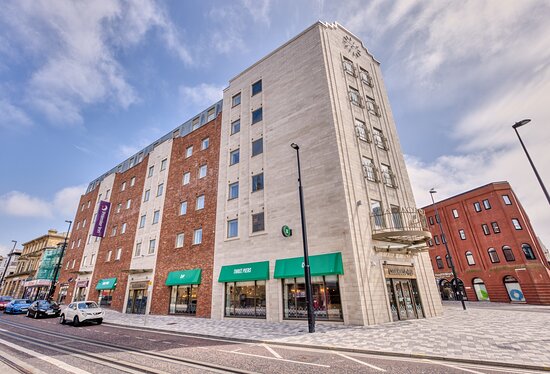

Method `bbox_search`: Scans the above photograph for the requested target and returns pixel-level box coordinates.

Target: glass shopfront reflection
[170,285,197,314]
[225,280,266,318]
[283,275,342,321]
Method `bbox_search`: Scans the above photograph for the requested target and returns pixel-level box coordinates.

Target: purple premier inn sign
[92,201,111,237]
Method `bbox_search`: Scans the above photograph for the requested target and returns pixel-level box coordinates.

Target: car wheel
[96,319,103,325]
[26,311,30,317]
[73,316,79,327]
[33,311,38,319]
[59,314,66,325]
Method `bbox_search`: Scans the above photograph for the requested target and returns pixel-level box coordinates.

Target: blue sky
[1,0,549,255]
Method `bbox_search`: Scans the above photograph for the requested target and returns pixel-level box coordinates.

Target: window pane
[512,219,522,230]
[502,195,512,205]
[231,119,240,135]
[252,80,262,96]
[232,93,241,107]
[252,108,263,124]
[180,201,187,215]
[230,149,240,165]
[202,138,209,150]
[229,182,239,199]
[196,195,205,210]
[252,138,263,157]
[194,229,202,244]
[483,199,491,209]
[252,173,264,192]
[252,212,264,232]
[227,219,238,238]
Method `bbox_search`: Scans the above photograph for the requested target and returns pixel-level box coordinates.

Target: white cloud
[0,99,33,129]
[179,83,224,108]
[53,186,87,218]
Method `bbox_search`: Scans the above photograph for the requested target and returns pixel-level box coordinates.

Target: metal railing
[370,207,428,234]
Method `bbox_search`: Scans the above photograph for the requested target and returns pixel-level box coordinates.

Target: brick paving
[104,301,550,368]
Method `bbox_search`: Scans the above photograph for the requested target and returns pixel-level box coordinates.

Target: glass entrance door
[387,279,424,321]
[126,289,147,314]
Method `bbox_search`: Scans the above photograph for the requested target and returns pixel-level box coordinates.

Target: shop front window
[225,281,266,318]
[283,275,342,321]
[170,285,197,315]
[98,290,113,306]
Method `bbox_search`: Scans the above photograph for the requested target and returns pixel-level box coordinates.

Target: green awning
[218,261,270,282]
[274,252,344,279]
[96,277,117,290]
[165,269,202,286]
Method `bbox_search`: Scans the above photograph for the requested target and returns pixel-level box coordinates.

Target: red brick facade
[423,182,550,304]
[150,114,221,317]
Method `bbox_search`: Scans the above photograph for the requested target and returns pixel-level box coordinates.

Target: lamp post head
[513,119,531,129]
[429,188,437,194]
[290,143,299,150]
[65,220,72,224]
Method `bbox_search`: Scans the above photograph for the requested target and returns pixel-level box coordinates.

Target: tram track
[0,319,256,374]
[0,353,34,374]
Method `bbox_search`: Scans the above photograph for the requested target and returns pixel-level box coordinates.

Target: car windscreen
[14,300,28,304]
[78,302,99,309]
[0,297,13,301]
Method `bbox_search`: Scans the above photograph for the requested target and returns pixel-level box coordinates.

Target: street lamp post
[47,220,72,300]
[290,143,315,333]
[0,240,17,293]
[429,189,466,310]
[512,119,550,206]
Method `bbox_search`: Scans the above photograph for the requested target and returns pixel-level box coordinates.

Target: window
[452,209,459,218]
[435,256,444,269]
[115,248,121,260]
[175,233,184,248]
[228,182,239,200]
[491,222,500,234]
[458,229,466,240]
[362,157,377,182]
[445,254,453,268]
[192,117,200,130]
[144,189,150,202]
[180,201,187,215]
[201,138,209,150]
[473,202,481,212]
[139,215,146,228]
[251,80,262,96]
[82,219,87,227]
[152,210,160,224]
[349,87,361,106]
[503,246,515,262]
[251,138,263,157]
[82,256,87,266]
[77,239,81,247]
[482,224,490,235]
[121,182,126,191]
[71,259,76,269]
[121,223,127,234]
[148,239,156,254]
[90,254,95,265]
[429,216,434,225]
[193,228,202,244]
[207,108,216,122]
[512,218,522,230]
[231,119,240,135]
[441,234,447,244]
[522,243,536,260]
[227,219,238,238]
[366,96,380,116]
[483,199,491,210]
[502,195,512,205]
[355,119,369,141]
[372,128,386,149]
[380,164,396,187]
[161,158,168,171]
[71,241,75,249]
[391,205,403,229]
[126,199,131,209]
[135,242,142,257]
[428,239,433,247]
[111,226,117,236]
[106,250,112,262]
[232,93,241,107]
[252,173,264,192]
[183,172,190,185]
[130,177,135,187]
[252,107,263,124]
[105,189,111,199]
[186,146,193,158]
[488,248,500,263]
[434,235,440,245]
[157,183,164,197]
[199,165,207,178]
[148,166,154,177]
[360,68,373,86]
[230,149,240,165]
[342,58,354,75]
[252,212,265,232]
[371,200,384,228]
[466,251,475,265]
[76,221,81,230]
[196,195,205,210]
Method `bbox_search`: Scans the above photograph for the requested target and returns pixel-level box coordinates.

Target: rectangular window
[366,96,380,116]
[343,58,355,75]
[121,182,126,191]
[144,189,150,202]
[251,80,262,96]
[252,107,263,124]
[77,239,81,247]
[193,229,202,244]
[380,164,395,187]
[228,182,239,200]
[186,146,193,158]
[105,189,111,199]
[502,195,512,205]
[362,157,377,182]
[111,226,117,236]
[458,229,466,240]
[199,164,207,178]
[148,239,156,254]
[372,128,386,149]
[126,199,131,209]
[90,254,95,265]
[232,93,241,107]
[360,68,373,86]
[473,202,481,212]
[176,233,184,248]
[183,172,190,185]
[491,222,501,233]
[76,221,81,230]
[82,256,87,266]
[130,177,135,187]
[349,87,361,106]
[252,212,265,233]
[71,259,76,268]
[82,219,86,227]
[371,200,384,229]
[196,195,205,210]
[139,215,146,228]
[201,137,209,150]
[161,158,168,171]
[115,248,122,261]
[227,219,238,238]
[452,209,459,218]
[180,201,187,215]
[121,223,127,234]
[251,138,263,157]
[231,119,240,135]
[148,166,154,177]
[442,234,447,244]
[152,210,160,224]
[106,250,112,262]
[482,224,490,235]
[207,108,216,122]
[135,242,141,257]
[192,117,200,130]
[252,173,264,192]
[157,183,164,196]
[483,199,491,210]
[512,218,522,230]
[429,216,434,225]
[355,118,369,142]
[434,235,440,245]
[428,239,433,247]
[230,149,240,165]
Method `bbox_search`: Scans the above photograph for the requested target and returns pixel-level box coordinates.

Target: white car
[59,301,104,326]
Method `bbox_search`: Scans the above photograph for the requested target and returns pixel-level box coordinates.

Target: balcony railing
[370,207,432,247]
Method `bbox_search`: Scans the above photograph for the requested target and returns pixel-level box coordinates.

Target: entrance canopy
[166,269,202,286]
[274,252,344,279]
[218,261,269,282]
[96,277,117,290]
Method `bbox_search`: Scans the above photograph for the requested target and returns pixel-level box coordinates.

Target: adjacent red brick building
[423,181,550,304]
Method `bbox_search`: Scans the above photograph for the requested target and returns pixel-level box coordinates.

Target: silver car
[59,301,104,326]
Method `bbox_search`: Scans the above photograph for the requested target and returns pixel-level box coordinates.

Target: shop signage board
[274,252,344,279]
[218,261,269,282]
[76,280,89,288]
[92,201,111,237]
[165,269,202,286]
[383,264,416,279]
[129,281,149,290]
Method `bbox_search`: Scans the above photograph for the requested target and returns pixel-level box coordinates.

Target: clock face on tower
[343,35,361,58]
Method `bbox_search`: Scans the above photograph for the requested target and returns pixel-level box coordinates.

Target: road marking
[337,353,386,372]
[218,349,330,367]
[0,337,93,374]
[260,344,282,359]
[148,338,158,342]
[426,360,486,374]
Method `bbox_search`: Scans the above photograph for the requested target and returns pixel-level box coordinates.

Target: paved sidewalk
[104,302,550,369]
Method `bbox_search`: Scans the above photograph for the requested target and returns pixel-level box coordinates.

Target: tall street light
[0,240,17,293]
[513,119,550,206]
[290,143,315,333]
[47,220,72,300]
[429,188,466,310]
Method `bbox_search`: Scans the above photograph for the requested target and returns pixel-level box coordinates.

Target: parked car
[0,296,13,310]
[4,299,33,314]
[27,300,61,318]
[59,301,104,326]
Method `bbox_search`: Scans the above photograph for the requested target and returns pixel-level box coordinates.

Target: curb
[104,321,550,372]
